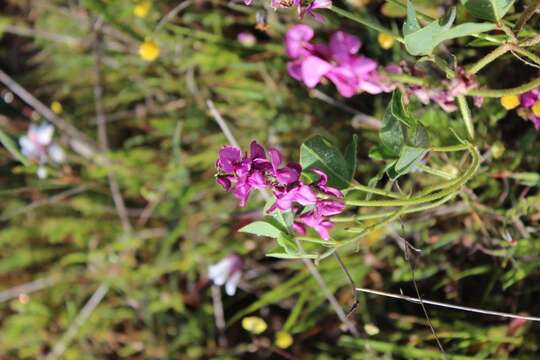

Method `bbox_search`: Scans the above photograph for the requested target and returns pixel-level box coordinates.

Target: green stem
[429,144,469,152]
[329,6,403,43]
[382,71,428,86]
[457,95,474,140]
[345,145,479,207]
[467,76,540,97]
[417,164,455,180]
[467,44,510,75]
[334,194,455,223]
[346,182,403,199]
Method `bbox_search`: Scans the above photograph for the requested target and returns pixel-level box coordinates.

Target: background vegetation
[0,0,539,358]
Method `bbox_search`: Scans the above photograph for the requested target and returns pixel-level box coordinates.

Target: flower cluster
[19,122,65,179]
[284,25,484,113]
[243,0,331,21]
[389,64,482,113]
[208,254,243,296]
[285,25,391,98]
[216,141,345,239]
[500,90,540,129]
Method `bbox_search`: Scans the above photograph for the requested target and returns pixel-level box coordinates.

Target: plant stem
[347,182,403,199]
[382,71,428,86]
[417,164,454,180]
[467,76,540,97]
[457,95,474,140]
[467,44,510,74]
[514,0,540,34]
[329,6,403,43]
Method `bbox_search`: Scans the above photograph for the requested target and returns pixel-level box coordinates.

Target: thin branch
[514,0,540,34]
[154,1,193,32]
[211,285,228,347]
[356,287,540,322]
[333,251,359,317]
[0,68,98,159]
[93,18,132,233]
[0,276,58,302]
[46,284,109,360]
[309,89,381,130]
[207,100,240,148]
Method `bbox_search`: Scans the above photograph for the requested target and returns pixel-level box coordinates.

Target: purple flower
[285,25,389,98]
[243,0,331,21]
[520,90,540,108]
[269,183,317,212]
[268,148,301,184]
[208,254,243,296]
[294,209,336,240]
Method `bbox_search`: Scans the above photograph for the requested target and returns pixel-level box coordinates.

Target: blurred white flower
[208,254,243,296]
[19,122,65,178]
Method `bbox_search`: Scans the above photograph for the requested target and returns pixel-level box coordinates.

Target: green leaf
[300,135,350,189]
[403,0,421,36]
[379,91,407,157]
[410,123,430,148]
[0,128,30,166]
[344,134,358,180]
[276,232,297,254]
[403,3,496,55]
[239,220,283,239]
[393,145,428,178]
[462,0,515,21]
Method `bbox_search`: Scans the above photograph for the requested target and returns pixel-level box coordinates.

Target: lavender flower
[208,254,243,296]
[19,122,65,179]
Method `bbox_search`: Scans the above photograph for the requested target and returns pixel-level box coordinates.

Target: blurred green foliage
[0,0,539,358]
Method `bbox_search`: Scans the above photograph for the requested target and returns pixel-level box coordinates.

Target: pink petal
[301,56,333,88]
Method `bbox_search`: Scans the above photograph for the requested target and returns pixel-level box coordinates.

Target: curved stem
[329,6,403,43]
[346,182,403,199]
[512,47,540,67]
[345,145,479,208]
[382,71,428,86]
[467,76,540,97]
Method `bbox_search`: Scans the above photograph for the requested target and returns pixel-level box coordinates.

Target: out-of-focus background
[0,0,539,358]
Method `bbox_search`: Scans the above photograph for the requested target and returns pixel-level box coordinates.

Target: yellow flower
[500,95,520,110]
[134,1,151,18]
[139,39,160,62]
[532,100,540,117]
[275,331,293,349]
[51,101,63,114]
[377,33,394,50]
[241,316,267,335]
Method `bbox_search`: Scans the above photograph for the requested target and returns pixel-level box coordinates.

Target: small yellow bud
[51,101,63,114]
[134,1,151,18]
[500,95,520,110]
[377,33,394,50]
[138,39,160,62]
[491,141,505,159]
[532,100,540,117]
[275,331,293,349]
[241,316,267,335]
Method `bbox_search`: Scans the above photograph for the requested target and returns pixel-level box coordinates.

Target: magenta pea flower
[208,254,243,296]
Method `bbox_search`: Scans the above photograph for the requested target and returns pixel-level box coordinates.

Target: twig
[211,285,228,347]
[333,251,359,317]
[154,1,193,32]
[514,0,540,34]
[0,276,58,302]
[399,231,446,357]
[207,100,360,337]
[0,185,88,221]
[207,100,240,148]
[93,18,132,233]
[295,240,360,337]
[356,287,540,322]
[46,284,109,360]
[309,89,381,130]
[0,68,98,159]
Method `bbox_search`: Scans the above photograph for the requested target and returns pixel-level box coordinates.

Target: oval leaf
[462,0,515,21]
